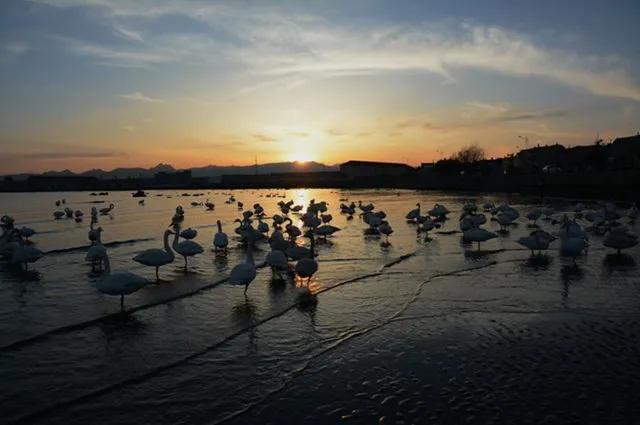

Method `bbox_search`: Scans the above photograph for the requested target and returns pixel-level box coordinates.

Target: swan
[11,242,43,271]
[74,210,83,222]
[172,225,204,269]
[603,227,638,254]
[379,222,393,246]
[269,226,290,252]
[96,251,147,309]
[213,220,229,254]
[99,203,115,215]
[257,217,269,235]
[64,207,73,218]
[462,201,477,214]
[517,230,556,255]
[526,209,542,226]
[321,213,333,224]
[53,211,65,219]
[560,237,588,263]
[315,224,341,240]
[229,242,256,293]
[205,199,215,210]
[463,227,497,250]
[428,204,449,219]
[358,201,374,213]
[179,227,198,240]
[18,226,36,241]
[266,249,289,280]
[406,203,420,222]
[133,229,175,281]
[86,227,107,271]
[295,233,318,284]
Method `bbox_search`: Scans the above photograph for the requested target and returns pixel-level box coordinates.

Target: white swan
[86,226,106,271]
[133,229,175,281]
[229,242,256,293]
[96,251,147,309]
[213,220,229,254]
[205,199,215,210]
[172,225,204,269]
[18,226,36,241]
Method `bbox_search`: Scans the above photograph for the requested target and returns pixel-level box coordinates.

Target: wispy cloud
[0,150,123,160]
[35,1,640,101]
[118,91,163,103]
[1,41,30,62]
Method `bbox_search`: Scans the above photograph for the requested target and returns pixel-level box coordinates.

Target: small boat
[132,189,147,198]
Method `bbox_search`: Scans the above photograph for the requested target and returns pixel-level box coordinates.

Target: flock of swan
[0,195,638,309]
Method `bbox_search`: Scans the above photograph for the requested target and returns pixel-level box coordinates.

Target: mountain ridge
[3,161,338,180]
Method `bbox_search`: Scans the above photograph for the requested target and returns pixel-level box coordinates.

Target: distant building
[26,175,99,191]
[154,170,192,185]
[513,144,566,174]
[340,160,415,178]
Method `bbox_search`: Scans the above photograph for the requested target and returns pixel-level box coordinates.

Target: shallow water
[1,189,639,424]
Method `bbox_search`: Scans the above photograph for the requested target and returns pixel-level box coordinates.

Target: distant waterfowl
[213,220,229,254]
[53,211,65,219]
[205,199,215,210]
[133,229,175,281]
[96,251,147,309]
[74,210,83,222]
[99,203,115,215]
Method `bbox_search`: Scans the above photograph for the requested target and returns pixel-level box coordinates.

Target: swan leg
[244,283,249,294]
[120,294,124,309]
[155,267,160,282]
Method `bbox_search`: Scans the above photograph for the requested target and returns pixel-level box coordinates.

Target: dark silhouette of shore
[2,134,639,201]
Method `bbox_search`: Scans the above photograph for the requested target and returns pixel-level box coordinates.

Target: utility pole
[518,135,529,149]
[254,155,258,175]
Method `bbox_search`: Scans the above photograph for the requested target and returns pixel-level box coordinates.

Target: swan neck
[164,231,174,257]
[103,253,111,275]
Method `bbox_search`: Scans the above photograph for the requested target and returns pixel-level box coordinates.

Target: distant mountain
[80,163,176,179]
[190,161,337,178]
[3,161,337,180]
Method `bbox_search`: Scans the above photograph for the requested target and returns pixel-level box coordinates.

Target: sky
[1,0,640,173]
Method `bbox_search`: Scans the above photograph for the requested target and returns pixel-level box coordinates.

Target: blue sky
[1,0,639,173]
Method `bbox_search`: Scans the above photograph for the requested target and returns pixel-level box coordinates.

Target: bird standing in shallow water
[133,229,175,282]
[230,239,257,294]
[97,250,147,310]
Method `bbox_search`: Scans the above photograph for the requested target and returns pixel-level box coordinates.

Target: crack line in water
[5,248,425,424]
[44,238,155,255]
[210,260,510,425]
[0,246,421,353]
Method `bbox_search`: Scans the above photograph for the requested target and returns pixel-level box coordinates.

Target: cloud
[0,150,123,160]
[253,133,279,142]
[31,1,640,101]
[1,41,30,62]
[113,26,143,42]
[118,91,163,103]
